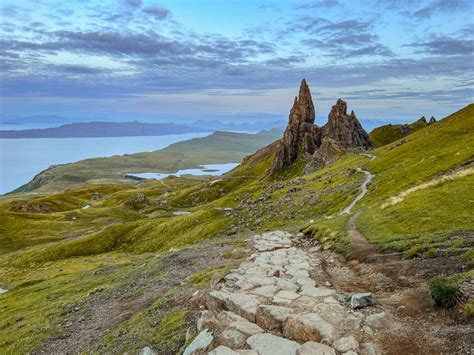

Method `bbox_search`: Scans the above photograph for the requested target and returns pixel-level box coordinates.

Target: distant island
[0,120,286,139]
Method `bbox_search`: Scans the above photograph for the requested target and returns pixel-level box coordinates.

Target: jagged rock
[364,312,386,329]
[283,313,335,343]
[297,341,336,355]
[9,201,52,213]
[418,116,427,124]
[429,116,437,124]
[124,192,149,209]
[247,333,300,355]
[183,329,214,355]
[256,304,294,331]
[333,336,359,353]
[349,292,376,309]
[322,99,372,150]
[270,79,322,172]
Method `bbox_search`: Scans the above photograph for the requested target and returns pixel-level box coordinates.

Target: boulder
[247,333,300,355]
[305,138,343,173]
[297,341,336,355]
[209,291,260,322]
[183,329,214,355]
[350,292,376,309]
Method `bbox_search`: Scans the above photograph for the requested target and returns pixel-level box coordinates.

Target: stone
[297,341,336,355]
[250,285,280,298]
[210,291,260,322]
[294,277,315,288]
[276,278,299,291]
[283,313,335,343]
[333,336,359,353]
[183,329,214,355]
[429,116,437,124]
[300,286,335,298]
[220,329,247,348]
[360,342,382,355]
[256,304,294,331]
[247,333,300,355]
[350,292,376,309]
[229,318,264,336]
[364,312,386,329]
[197,310,218,331]
[209,346,239,355]
[305,138,343,173]
[273,290,301,304]
[139,346,157,355]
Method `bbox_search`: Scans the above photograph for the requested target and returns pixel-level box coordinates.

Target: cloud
[296,18,395,58]
[142,6,171,20]
[405,35,473,55]
[413,0,471,18]
[122,0,142,9]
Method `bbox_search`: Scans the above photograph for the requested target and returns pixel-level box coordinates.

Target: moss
[152,309,188,352]
[463,298,474,317]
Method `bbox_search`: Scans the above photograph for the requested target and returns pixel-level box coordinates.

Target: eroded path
[340,168,374,216]
[183,231,447,355]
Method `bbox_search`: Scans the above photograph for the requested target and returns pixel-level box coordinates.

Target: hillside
[368,116,435,147]
[9,129,282,194]
[0,82,472,353]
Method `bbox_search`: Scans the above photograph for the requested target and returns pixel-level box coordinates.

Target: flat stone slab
[247,333,300,355]
[210,291,260,322]
[256,304,294,331]
[300,286,336,298]
[273,290,301,304]
[183,329,214,355]
[297,341,336,355]
[250,285,280,298]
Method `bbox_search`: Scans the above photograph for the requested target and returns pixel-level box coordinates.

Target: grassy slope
[11,129,282,194]
[0,105,472,352]
[369,119,428,147]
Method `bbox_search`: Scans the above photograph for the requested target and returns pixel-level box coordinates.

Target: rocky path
[183,231,384,355]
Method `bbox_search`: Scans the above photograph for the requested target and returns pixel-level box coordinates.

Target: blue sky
[0,0,473,124]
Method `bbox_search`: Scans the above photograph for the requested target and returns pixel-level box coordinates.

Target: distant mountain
[0,120,287,139]
[0,121,213,139]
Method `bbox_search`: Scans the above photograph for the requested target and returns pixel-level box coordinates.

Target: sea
[0,133,209,194]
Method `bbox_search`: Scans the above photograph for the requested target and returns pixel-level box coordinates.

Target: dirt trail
[340,168,374,215]
[347,213,378,262]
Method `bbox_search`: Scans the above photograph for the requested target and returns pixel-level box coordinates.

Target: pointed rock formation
[322,99,372,150]
[266,80,372,174]
[270,79,322,171]
[429,116,437,124]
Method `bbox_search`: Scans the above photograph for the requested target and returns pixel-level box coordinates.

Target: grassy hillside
[369,118,428,147]
[0,105,472,353]
[10,129,282,194]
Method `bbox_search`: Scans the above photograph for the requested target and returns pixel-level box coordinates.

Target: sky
[0,0,473,125]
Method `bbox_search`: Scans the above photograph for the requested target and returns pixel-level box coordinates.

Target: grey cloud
[297,0,340,9]
[413,0,471,18]
[143,6,171,20]
[405,34,474,55]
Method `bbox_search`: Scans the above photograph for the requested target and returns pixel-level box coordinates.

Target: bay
[0,133,208,194]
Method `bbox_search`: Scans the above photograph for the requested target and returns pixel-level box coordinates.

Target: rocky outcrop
[321,99,372,150]
[304,138,344,174]
[429,116,437,124]
[270,80,321,172]
[268,80,372,173]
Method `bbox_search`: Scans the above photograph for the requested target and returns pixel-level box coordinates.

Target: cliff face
[269,79,372,173]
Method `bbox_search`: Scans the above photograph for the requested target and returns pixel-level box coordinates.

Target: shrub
[425,248,438,258]
[428,277,459,308]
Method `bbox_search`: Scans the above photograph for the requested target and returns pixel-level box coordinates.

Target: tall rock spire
[266,80,372,174]
[271,80,322,171]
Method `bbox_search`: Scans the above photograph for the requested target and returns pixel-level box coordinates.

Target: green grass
[369,118,428,147]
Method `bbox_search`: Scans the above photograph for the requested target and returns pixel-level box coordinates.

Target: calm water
[0,133,208,194]
[128,163,240,180]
